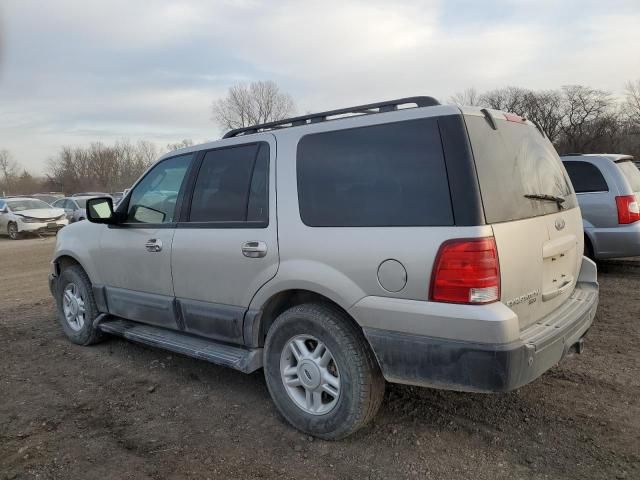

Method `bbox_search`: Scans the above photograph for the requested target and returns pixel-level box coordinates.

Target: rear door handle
[145,238,163,252]
[242,241,267,258]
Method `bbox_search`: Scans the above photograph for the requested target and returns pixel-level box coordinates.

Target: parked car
[111,192,124,205]
[32,193,64,205]
[71,192,110,197]
[0,197,68,239]
[48,97,598,439]
[561,154,640,259]
[52,196,110,223]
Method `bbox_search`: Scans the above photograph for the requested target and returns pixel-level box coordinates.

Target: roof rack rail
[222,96,440,138]
[563,153,584,156]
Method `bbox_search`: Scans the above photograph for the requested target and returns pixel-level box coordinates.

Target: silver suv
[48,97,599,439]
[561,154,640,259]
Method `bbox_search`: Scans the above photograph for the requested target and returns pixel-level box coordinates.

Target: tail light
[430,237,500,304]
[615,195,640,224]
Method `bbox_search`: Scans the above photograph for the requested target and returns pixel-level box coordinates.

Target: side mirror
[0,206,7,214]
[86,197,117,224]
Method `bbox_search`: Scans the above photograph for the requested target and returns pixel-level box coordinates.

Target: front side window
[188,143,269,224]
[563,161,609,193]
[127,153,193,224]
[296,118,453,227]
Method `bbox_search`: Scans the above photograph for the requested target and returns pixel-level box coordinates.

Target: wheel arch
[247,288,371,353]
[53,252,90,280]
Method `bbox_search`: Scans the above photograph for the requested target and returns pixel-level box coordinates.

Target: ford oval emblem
[555,218,566,231]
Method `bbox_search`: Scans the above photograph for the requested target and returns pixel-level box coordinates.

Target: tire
[55,265,104,345]
[264,303,385,440]
[7,222,21,240]
[584,235,595,261]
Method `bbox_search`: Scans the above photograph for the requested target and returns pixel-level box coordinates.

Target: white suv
[49,97,599,439]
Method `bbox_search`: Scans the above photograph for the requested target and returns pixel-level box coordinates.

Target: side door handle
[145,238,163,252]
[242,241,267,258]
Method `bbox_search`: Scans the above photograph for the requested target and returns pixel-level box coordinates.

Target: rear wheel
[264,303,385,439]
[7,222,21,240]
[55,265,104,345]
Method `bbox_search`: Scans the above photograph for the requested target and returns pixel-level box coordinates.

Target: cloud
[0,0,639,172]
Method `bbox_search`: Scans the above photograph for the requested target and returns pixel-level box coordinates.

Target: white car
[0,197,68,239]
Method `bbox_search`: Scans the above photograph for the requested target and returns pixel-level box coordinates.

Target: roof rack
[222,96,440,138]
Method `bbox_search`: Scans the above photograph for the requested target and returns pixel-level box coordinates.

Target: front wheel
[7,222,21,240]
[55,265,104,345]
[264,303,385,440]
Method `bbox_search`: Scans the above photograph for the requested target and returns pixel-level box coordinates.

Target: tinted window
[617,160,640,193]
[466,116,577,223]
[127,154,193,224]
[51,199,64,208]
[189,143,269,224]
[563,161,608,193]
[297,119,453,227]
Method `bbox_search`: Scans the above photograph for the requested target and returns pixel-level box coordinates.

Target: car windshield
[7,199,52,211]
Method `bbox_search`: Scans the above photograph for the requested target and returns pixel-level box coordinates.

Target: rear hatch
[615,158,640,197]
[465,111,583,331]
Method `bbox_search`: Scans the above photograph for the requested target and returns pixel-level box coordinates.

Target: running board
[98,318,263,373]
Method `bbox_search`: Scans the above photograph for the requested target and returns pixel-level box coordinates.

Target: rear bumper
[363,274,598,393]
[588,223,640,259]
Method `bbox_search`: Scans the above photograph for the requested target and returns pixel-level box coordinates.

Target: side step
[98,318,263,373]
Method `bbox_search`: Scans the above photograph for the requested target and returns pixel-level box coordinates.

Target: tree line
[450,81,640,157]
[0,139,193,197]
[3,79,639,197]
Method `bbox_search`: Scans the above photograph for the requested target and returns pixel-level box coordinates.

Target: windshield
[7,199,52,211]
[616,160,640,193]
[466,115,577,223]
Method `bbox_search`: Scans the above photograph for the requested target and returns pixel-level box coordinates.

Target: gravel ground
[0,236,638,480]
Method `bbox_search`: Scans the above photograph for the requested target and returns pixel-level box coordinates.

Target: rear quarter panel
[248,107,494,321]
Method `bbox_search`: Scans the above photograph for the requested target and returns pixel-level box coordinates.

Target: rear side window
[466,116,577,223]
[188,143,269,224]
[296,118,453,227]
[616,160,640,193]
[563,161,609,193]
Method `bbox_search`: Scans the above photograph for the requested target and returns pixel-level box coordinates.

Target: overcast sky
[1,0,639,173]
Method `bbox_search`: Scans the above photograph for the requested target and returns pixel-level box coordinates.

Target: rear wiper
[524,193,566,210]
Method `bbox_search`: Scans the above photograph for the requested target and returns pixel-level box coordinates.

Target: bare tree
[623,79,640,128]
[521,90,564,143]
[47,140,160,194]
[0,149,19,195]
[166,139,193,152]
[558,85,614,153]
[211,80,295,131]
[480,86,529,113]
[449,88,483,107]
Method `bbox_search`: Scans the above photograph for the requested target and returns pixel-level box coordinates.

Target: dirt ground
[0,236,638,480]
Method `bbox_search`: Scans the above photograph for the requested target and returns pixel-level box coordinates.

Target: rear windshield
[616,160,640,193]
[465,115,577,223]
